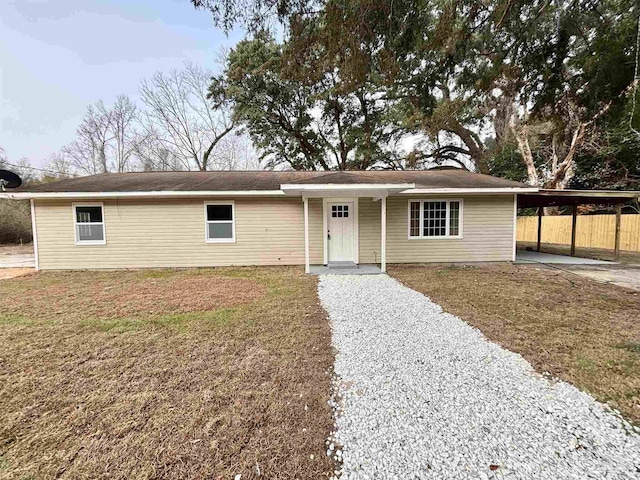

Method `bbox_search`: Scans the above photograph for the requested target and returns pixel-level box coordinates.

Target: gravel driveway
[319,274,640,480]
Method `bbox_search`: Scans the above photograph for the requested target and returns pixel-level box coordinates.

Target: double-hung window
[205,201,235,243]
[408,199,462,239]
[74,203,106,245]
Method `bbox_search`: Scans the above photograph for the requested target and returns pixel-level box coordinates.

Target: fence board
[517,214,640,252]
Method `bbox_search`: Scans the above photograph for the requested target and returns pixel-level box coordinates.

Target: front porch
[302,195,389,274]
[282,181,415,274]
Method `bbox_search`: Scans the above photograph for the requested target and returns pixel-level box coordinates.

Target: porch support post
[536,207,543,252]
[381,196,387,273]
[570,204,578,257]
[614,203,622,261]
[30,199,39,271]
[303,197,310,274]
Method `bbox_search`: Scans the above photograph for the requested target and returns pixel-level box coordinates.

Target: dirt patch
[0,267,334,479]
[389,263,640,424]
[0,268,35,280]
[0,244,33,256]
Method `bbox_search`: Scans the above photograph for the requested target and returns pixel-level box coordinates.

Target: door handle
[327,231,331,240]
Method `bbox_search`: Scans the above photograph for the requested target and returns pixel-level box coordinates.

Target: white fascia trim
[280,183,416,191]
[0,190,286,199]
[400,187,539,194]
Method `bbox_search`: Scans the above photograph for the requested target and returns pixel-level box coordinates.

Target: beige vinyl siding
[33,194,516,270]
[358,198,381,264]
[308,198,323,264]
[35,197,307,270]
[386,195,515,263]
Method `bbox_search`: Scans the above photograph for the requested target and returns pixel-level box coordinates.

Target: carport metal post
[570,204,578,257]
[614,203,622,261]
[536,207,543,252]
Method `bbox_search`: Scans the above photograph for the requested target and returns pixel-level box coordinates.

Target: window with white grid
[408,199,462,239]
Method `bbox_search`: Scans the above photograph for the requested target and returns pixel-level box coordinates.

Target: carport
[517,189,640,261]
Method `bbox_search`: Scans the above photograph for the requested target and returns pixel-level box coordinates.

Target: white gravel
[319,274,640,480]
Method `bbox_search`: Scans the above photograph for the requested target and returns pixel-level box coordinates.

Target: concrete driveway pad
[562,264,640,292]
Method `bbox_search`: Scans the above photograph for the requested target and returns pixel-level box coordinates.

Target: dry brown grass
[0,267,334,479]
[389,263,640,424]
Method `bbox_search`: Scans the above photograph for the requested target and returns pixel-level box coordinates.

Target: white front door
[328,202,355,262]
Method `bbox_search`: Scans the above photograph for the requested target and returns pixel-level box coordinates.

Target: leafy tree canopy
[211,31,410,170]
[194,0,640,190]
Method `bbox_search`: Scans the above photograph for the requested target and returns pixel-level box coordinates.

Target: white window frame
[204,200,236,243]
[407,198,463,240]
[73,202,106,246]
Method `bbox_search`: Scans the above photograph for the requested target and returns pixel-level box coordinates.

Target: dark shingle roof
[18,169,530,193]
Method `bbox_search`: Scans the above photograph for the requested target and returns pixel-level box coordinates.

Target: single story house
[4,170,634,272]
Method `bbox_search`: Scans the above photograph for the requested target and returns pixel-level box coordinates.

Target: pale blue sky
[0,0,244,167]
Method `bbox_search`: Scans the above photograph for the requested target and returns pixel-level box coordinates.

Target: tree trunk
[511,123,540,186]
[446,123,490,174]
[99,145,108,174]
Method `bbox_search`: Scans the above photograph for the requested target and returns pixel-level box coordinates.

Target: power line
[0,161,69,176]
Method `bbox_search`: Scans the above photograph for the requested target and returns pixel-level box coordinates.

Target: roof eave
[280,183,417,197]
[0,190,287,199]
[399,187,539,194]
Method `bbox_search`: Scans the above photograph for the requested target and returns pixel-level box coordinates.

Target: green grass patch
[80,307,240,334]
[573,355,597,372]
[616,341,640,354]
[0,314,31,326]
[152,307,238,331]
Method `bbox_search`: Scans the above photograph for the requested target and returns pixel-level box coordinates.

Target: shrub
[0,199,32,244]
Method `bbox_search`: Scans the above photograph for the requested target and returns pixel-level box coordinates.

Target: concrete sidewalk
[516,250,614,265]
[0,254,35,268]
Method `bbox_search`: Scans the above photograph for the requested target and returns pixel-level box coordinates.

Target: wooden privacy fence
[517,214,640,252]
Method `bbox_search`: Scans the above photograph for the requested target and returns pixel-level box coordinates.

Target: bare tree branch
[139,63,235,171]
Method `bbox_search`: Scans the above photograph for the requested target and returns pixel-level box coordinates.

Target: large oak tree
[193,0,640,189]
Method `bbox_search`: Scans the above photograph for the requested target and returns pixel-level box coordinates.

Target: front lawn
[390,264,640,424]
[0,267,334,479]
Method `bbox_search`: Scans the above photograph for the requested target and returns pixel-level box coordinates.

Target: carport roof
[517,189,639,208]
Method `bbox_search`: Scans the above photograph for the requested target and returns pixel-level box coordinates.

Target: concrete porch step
[309,264,382,275]
[327,261,358,269]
